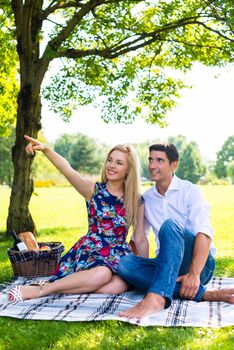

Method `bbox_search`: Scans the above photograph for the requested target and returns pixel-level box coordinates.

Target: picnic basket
[7,242,64,277]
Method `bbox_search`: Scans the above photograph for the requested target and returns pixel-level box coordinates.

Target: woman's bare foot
[202,288,234,303]
[119,292,165,319]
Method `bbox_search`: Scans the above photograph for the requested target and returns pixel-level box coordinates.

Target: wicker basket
[7,242,64,277]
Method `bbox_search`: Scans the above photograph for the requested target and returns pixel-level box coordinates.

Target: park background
[0,1,234,349]
[0,65,234,348]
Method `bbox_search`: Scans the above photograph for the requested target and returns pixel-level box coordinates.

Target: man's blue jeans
[118,219,215,308]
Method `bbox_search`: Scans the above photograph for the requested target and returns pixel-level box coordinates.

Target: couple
[9,135,234,319]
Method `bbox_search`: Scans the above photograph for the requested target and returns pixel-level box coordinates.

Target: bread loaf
[39,245,51,251]
[18,231,39,250]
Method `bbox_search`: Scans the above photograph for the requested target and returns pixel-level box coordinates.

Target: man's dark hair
[149,143,179,163]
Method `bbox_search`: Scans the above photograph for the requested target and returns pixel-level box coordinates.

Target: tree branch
[196,20,234,42]
[165,37,225,51]
[44,0,112,53]
[38,0,110,84]
[38,2,233,84]
[11,0,23,35]
[42,0,83,20]
[55,34,162,60]
[42,0,124,20]
[53,12,233,61]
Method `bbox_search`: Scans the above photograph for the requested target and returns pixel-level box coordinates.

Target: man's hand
[176,272,200,300]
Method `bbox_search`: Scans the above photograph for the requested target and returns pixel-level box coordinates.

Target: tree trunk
[6,1,48,235]
[6,84,42,234]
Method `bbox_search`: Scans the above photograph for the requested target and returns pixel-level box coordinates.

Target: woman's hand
[133,204,149,258]
[24,135,47,155]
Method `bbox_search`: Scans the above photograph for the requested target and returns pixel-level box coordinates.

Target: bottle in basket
[11,231,28,251]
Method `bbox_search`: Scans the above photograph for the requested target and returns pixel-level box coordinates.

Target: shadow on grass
[0,318,233,350]
[0,318,193,350]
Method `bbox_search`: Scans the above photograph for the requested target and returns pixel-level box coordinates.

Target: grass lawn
[0,185,234,350]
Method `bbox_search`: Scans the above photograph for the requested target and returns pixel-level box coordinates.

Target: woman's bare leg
[95,275,129,294]
[10,266,112,300]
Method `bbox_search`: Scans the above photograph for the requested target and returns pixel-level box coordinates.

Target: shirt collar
[153,174,179,196]
[168,174,179,191]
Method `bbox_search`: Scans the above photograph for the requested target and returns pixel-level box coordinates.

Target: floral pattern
[50,182,132,281]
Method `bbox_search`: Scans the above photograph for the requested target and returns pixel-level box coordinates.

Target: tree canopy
[1,1,234,131]
[176,141,205,183]
[214,135,234,178]
[42,0,234,124]
[54,133,108,174]
[227,161,234,184]
[0,3,18,136]
[2,0,234,233]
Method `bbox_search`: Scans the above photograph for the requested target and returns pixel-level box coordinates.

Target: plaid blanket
[0,277,233,327]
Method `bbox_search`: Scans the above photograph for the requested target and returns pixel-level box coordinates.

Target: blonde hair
[101,144,141,230]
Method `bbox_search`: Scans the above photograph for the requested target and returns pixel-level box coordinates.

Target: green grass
[0,185,234,350]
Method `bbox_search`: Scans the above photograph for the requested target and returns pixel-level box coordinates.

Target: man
[118,143,234,319]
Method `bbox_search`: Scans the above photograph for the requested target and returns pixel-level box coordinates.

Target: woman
[9,135,148,302]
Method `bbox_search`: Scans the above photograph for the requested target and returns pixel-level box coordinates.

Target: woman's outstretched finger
[24,134,37,144]
[24,134,34,141]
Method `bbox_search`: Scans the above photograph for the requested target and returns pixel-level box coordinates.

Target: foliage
[198,172,231,186]
[227,161,234,184]
[40,0,234,124]
[53,134,78,165]
[176,141,205,183]
[3,0,234,233]
[0,127,15,186]
[54,133,108,175]
[135,140,159,180]
[168,134,188,154]
[0,2,18,136]
[214,135,234,178]
[31,132,63,183]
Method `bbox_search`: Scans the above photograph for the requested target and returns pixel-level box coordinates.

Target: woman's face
[105,150,129,182]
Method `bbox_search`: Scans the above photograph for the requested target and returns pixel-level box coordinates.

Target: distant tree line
[0,131,233,186]
[53,134,109,176]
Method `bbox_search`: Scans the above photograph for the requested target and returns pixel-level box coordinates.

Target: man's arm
[176,183,214,299]
[177,232,211,299]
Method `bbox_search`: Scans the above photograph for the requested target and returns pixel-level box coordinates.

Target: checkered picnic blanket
[0,277,233,327]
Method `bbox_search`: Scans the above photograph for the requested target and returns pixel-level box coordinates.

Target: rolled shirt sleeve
[187,185,214,241]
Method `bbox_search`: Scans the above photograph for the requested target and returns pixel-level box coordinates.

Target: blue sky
[42,63,234,161]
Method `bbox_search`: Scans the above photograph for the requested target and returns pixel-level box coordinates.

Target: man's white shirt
[143,175,216,256]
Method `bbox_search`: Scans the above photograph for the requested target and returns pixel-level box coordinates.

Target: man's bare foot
[118,292,166,319]
[202,288,234,303]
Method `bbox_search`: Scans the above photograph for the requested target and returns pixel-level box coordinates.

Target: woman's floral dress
[50,182,132,281]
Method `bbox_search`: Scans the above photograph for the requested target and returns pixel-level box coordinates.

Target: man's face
[148,150,178,182]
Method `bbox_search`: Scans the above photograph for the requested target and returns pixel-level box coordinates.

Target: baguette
[18,231,39,250]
